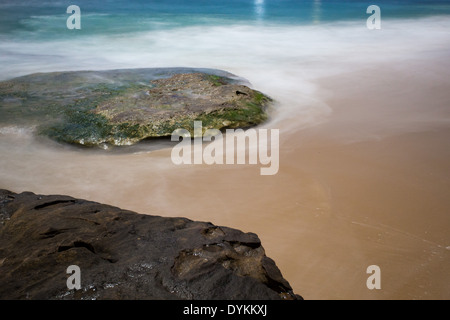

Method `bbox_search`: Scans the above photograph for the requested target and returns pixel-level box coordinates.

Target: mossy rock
[0,68,272,147]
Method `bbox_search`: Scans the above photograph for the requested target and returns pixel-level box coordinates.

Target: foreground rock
[0,190,301,300]
[0,68,271,147]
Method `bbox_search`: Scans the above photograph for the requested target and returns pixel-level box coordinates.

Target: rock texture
[0,190,301,300]
[0,68,271,147]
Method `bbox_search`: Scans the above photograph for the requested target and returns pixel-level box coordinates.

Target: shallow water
[1,2,450,299]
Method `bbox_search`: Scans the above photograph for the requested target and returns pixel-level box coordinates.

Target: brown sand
[1,59,449,300]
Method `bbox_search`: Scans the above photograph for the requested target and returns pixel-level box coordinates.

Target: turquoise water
[1,0,450,39]
[0,1,449,81]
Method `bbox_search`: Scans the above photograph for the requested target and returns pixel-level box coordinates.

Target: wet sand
[1,56,450,299]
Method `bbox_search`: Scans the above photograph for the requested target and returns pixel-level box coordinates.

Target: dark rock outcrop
[0,68,272,147]
[0,190,301,300]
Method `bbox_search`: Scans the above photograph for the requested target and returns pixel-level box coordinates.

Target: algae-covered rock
[0,68,272,147]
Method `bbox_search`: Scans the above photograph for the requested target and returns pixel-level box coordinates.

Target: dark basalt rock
[0,68,272,147]
[0,190,302,300]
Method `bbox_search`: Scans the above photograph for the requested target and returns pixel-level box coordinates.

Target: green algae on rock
[0,68,272,147]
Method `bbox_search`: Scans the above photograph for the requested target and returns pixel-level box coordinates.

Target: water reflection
[312,0,322,24]
[254,0,265,20]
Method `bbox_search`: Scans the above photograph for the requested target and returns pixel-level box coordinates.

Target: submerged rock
[0,68,272,147]
[0,190,301,300]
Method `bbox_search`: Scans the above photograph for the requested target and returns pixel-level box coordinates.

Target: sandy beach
[2,55,449,299]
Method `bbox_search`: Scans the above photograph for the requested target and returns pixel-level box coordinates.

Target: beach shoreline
[1,14,450,299]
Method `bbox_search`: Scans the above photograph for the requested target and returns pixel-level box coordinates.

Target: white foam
[0,126,35,137]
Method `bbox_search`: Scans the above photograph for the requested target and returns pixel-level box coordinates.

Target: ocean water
[1,0,450,36]
[1,0,450,80]
[1,1,450,299]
